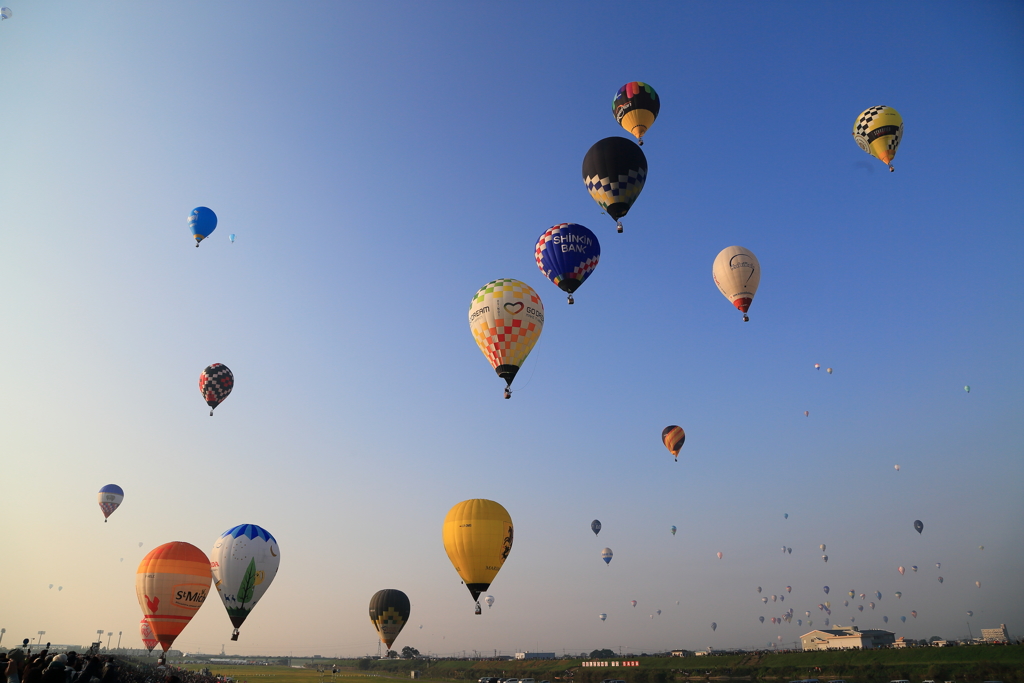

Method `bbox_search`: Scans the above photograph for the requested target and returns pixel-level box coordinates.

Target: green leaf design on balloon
[236,558,257,608]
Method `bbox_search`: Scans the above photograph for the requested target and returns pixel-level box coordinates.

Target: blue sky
[1,0,1022,657]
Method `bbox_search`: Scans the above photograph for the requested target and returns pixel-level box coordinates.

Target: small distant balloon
[938,576,943,583]
[662,425,686,461]
[591,520,602,536]
[98,484,125,522]
[824,618,829,626]
[911,610,918,618]
[820,544,826,551]
[914,520,924,534]
[58,586,62,591]
[0,7,11,20]
[717,551,723,559]
[825,601,830,609]
[759,616,764,623]
[188,207,218,247]
[772,595,777,602]
[484,595,494,609]
[848,590,855,598]
[967,610,973,617]
[139,542,143,547]
[876,591,882,599]
[631,600,637,608]
[869,602,875,609]
[936,562,941,568]
[657,609,661,615]
[797,619,802,626]
[804,411,809,417]
[787,547,792,554]
[711,622,717,631]
[976,580,981,588]
[601,548,613,565]
[979,545,984,550]
[965,385,970,393]
[822,554,828,563]
[762,597,768,604]
[857,605,863,612]
[912,565,918,572]
[783,513,788,519]
[895,591,902,599]
[670,525,677,536]
[895,464,900,471]
[779,595,785,602]
[814,363,820,370]
[898,566,905,575]
[49,584,53,589]
[199,363,234,416]
[785,586,791,593]
[757,586,762,593]
[901,616,906,623]
[598,613,607,621]
[883,615,888,623]
[826,368,833,374]
[805,611,811,617]
[843,600,848,607]
[823,586,829,594]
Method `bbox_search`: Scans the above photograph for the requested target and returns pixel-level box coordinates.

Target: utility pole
[117,632,123,650]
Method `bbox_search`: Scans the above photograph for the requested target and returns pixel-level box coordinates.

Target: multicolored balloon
[713,246,760,322]
[535,223,600,304]
[468,279,544,398]
[199,363,234,416]
[98,484,124,522]
[139,618,157,653]
[911,610,918,618]
[670,525,677,536]
[136,542,212,652]
[599,613,607,621]
[0,7,11,20]
[602,548,614,565]
[188,207,217,247]
[582,137,647,233]
[368,589,410,651]
[895,591,902,599]
[630,600,637,608]
[662,426,685,461]
[442,500,513,606]
[612,82,659,145]
[210,524,280,640]
[852,106,903,172]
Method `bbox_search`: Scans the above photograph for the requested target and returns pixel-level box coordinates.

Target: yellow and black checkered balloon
[368,589,410,650]
[853,106,903,171]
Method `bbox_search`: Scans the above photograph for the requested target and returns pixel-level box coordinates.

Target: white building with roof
[980,624,1010,643]
[799,626,895,650]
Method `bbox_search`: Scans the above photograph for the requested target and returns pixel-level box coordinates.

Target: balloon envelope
[210,524,280,639]
[602,548,614,564]
[662,425,685,459]
[484,595,494,608]
[613,82,659,143]
[599,613,607,621]
[199,363,234,415]
[711,622,717,631]
[442,499,513,601]
[823,586,829,594]
[368,589,411,650]
[98,484,124,521]
[0,7,11,19]
[188,207,218,246]
[582,137,648,227]
[535,223,600,301]
[852,106,903,171]
[670,525,677,535]
[591,520,602,536]
[911,610,917,618]
[468,280,544,393]
[759,616,764,623]
[713,246,761,321]
[717,551,723,559]
[139,618,158,653]
[785,586,791,593]
[229,234,235,243]
[136,542,212,652]
[827,368,833,374]
[914,520,923,534]
[630,600,637,607]
[898,566,905,575]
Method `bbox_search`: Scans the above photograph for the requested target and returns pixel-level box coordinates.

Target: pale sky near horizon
[1,0,1022,658]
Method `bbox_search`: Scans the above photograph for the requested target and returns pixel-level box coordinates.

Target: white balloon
[210,524,280,640]
[712,246,761,322]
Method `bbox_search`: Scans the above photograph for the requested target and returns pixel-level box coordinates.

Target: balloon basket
[503,387,511,399]
[616,221,623,233]
[567,294,574,305]
[231,629,239,642]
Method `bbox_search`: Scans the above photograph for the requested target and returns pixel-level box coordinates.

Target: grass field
[178,646,1024,683]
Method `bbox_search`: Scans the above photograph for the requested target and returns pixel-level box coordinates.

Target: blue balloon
[229,233,236,243]
[189,207,218,247]
[535,223,600,304]
[601,547,613,564]
[591,519,602,536]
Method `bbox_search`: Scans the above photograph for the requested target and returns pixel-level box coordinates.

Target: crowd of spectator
[2,648,225,683]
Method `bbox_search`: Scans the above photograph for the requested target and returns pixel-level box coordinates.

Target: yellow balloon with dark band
[853,106,903,171]
[442,499,513,604]
[613,82,660,145]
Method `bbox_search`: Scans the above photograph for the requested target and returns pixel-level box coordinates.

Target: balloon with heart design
[468,279,544,398]
[136,542,212,652]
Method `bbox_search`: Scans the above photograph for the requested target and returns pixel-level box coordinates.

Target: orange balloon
[136,542,212,652]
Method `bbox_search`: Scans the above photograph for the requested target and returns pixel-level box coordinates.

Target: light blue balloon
[229,233,236,243]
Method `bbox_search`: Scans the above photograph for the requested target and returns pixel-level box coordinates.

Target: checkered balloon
[468,280,544,396]
[535,223,600,303]
[852,106,903,171]
[199,363,234,415]
[582,137,647,225]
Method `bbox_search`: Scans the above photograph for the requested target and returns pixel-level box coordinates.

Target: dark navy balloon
[189,207,218,247]
[591,519,602,536]
[535,223,600,304]
[913,519,923,534]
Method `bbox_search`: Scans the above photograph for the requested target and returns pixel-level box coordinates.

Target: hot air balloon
[805,611,811,617]
[535,223,600,304]
[936,563,941,568]
[613,82,659,145]
[858,605,863,612]
[883,616,889,623]
[591,520,602,536]
[869,602,875,609]
[711,622,717,631]
[824,618,829,626]
[852,106,903,172]
[136,542,212,652]
[599,613,607,621]
[900,616,906,623]
[759,616,764,623]
[139,618,157,653]
[58,586,62,591]
[779,596,784,602]
[898,566,905,575]
[788,547,792,554]
[582,137,648,233]
[938,576,943,584]
[782,546,787,553]
[844,600,849,607]
[442,500,513,610]
[199,363,234,416]
[210,524,280,641]
[48,584,53,589]
[895,592,902,599]
[712,246,761,322]
[602,548,614,564]
[965,385,970,393]
[98,484,124,522]
[876,591,882,600]
[670,525,677,535]
[912,566,918,572]
[823,586,830,595]
[895,464,900,471]
[484,595,494,609]
[820,544,826,551]
[979,546,984,550]
[0,7,11,20]
[913,519,924,534]
[967,610,974,617]
[798,619,802,626]
[824,601,830,609]
[786,586,791,593]
[826,368,833,374]
[814,364,820,370]
[369,589,411,651]
[757,586,762,593]
[761,597,768,604]
[657,609,662,615]
[229,234,235,243]
[784,513,789,519]
[911,610,917,618]
[976,581,981,588]
[859,593,865,599]
[468,279,545,398]
[772,595,777,602]
[631,600,637,608]
[188,207,217,247]
[662,426,685,461]
[822,555,828,563]
[848,590,855,598]
[804,411,809,417]
[717,551,723,559]
[771,617,776,624]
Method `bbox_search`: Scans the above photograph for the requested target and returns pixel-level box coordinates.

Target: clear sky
[1,0,1022,659]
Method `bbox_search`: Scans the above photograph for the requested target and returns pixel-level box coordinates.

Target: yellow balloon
[853,106,903,172]
[442,499,513,603]
[468,279,544,398]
